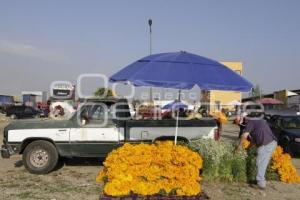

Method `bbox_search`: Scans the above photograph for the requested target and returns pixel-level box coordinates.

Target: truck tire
[22,140,59,174]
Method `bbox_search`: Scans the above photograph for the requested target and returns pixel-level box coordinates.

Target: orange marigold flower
[271,146,300,183]
[242,139,251,149]
[96,142,203,196]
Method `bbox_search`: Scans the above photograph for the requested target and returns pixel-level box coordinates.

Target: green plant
[94,88,114,98]
[190,139,247,182]
[245,146,279,182]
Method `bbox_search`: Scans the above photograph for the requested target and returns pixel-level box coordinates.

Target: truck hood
[5,119,75,131]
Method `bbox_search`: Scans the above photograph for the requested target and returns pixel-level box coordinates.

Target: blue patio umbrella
[110,51,253,92]
[163,101,188,110]
[110,51,253,144]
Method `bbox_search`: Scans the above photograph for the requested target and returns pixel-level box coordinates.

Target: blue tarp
[110,51,253,92]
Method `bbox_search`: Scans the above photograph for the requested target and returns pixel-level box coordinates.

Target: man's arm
[235,132,250,153]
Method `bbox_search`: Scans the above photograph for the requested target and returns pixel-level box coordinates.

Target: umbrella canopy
[162,101,188,110]
[257,98,283,105]
[110,51,253,92]
[229,100,242,106]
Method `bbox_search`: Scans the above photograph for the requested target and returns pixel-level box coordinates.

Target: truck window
[91,105,105,120]
[80,104,113,126]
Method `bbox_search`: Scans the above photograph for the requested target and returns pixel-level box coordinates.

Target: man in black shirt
[235,112,277,189]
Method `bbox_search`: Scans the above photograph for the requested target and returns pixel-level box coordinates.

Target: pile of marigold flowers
[271,146,300,183]
[96,141,203,196]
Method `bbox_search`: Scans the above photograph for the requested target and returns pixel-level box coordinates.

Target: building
[201,62,243,112]
[242,89,300,111]
[22,91,48,107]
[0,95,14,106]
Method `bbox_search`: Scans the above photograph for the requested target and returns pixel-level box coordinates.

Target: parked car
[5,105,44,119]
[1,99,218,174]
[268,114,300,157]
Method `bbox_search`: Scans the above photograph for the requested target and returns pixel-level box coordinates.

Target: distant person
[238,111,247,138]
[187,110,202,120]
[212,110,227,136]
[235,112,277,189]
[178,108,187,118]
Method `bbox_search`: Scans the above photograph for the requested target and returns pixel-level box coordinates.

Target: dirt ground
[1,120,300,200]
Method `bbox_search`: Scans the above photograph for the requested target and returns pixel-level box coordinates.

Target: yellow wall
[203,62,243,112]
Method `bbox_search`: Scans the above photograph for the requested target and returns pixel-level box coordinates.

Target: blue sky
[0,0,299,97]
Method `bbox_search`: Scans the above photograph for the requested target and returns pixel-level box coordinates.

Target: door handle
[58,129,67,132]
[141,131,149,140]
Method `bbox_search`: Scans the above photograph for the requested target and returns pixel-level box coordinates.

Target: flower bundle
[271,146,300,183]
[246,145,279,182]
[242,139,250,149]
[96,142,203,196]
[190,139,248,182]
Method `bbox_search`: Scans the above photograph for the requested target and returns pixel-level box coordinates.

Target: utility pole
[148,19,152,55]
[148,19,153,102]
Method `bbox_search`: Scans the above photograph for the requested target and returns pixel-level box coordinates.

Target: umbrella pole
[178,90,181,101]
[174,89,181,145]
[175,110,179,145]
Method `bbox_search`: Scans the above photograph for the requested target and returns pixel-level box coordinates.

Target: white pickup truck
[1,99,218,174]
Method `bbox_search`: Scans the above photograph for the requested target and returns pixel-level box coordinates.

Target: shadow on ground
[14,157,104,172]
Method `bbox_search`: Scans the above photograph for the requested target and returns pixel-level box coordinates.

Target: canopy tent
[287,91,298,97]
[257,98,283,105]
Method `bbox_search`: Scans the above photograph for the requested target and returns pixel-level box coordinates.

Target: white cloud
[0,40,70,63]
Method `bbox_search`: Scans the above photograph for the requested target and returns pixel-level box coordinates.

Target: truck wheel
[22,140,59,174]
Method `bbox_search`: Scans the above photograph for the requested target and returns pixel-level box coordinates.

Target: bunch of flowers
[271,146,300,183]
[245,144,279,182]
[242,139,250,149]
[96,142,203,196]
[190,139,248,182]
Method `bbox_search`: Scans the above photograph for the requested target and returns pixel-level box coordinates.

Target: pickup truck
[1,99,218,174]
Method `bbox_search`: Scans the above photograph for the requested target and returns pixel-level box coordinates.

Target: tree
[94,88,114,98]
[132,99,141,109]
[251,85,262,99]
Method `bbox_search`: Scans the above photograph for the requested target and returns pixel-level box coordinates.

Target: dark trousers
[239,125,245,138]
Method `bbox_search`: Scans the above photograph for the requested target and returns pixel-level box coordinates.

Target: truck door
[69,104,124,157]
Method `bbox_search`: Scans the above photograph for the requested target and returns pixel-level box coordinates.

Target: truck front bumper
[1,144,14,158]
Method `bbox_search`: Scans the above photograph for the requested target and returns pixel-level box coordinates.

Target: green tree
[251,85,262,99]
[132,99,141,109]
[94,88,114,98]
